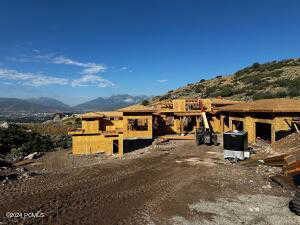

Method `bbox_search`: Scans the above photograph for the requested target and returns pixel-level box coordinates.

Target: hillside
[153,58,300,102]
[0,98,61,113]
[27,97,72,112]
[0,95,149,113]
[73,94,148,112]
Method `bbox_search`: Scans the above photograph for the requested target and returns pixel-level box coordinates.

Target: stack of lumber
[264,150,300,176]
[284,151,300,176]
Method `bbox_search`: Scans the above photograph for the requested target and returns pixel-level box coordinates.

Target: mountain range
[2,58,300,113]
[0,95,149,113]
[73,94,148,112]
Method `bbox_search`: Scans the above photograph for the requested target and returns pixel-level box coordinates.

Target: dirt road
[0,141,298,225]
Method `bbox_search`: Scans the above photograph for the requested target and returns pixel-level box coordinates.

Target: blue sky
[0,0,299,105]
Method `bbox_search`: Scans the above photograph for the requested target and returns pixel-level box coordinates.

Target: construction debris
[24,152,42,160]
[290,188,300,216]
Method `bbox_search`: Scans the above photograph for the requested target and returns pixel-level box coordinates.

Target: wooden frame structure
[69,98,241,155]
[217,99,300,144]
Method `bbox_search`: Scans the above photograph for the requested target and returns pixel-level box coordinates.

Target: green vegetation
[214,85,234,97]
[252,91,287,100]
[141,100,150,106]
[0,123,73,159]
[0,124,54,157]
[153,58,300,101]
[194,84,205,93]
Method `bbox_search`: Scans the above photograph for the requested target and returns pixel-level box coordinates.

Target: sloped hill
[73,94,148,112]
[0,98,60,113]
[153,58,300,101]
[0,95,150,113]
[27,97,72,112]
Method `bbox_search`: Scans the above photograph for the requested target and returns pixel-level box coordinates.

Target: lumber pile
[263,149,300,176]
[284,151,300,176]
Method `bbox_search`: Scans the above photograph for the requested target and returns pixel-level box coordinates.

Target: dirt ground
[0,140,299,225]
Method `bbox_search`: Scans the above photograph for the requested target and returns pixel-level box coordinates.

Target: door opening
[232,120,244,131]
[256,122,271,142]
[113,140,119,154]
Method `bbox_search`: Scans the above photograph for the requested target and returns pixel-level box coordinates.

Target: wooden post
[196,116,200,129]
[118,136,124,159]
[245,116,255,144]
[294,123,300,134]
[220,115,224,132]
[180,117,183,134]
[271,124,276,144]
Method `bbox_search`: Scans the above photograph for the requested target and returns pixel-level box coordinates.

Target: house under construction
[69,105,155,156]
[69,98,300,156]
[69,98,239,156]
[216,98,300,144]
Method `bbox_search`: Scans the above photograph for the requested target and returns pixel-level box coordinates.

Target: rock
[0,159,12,167]
[262,184,272,189]
[2,179,8,185]
[16,167,27,173]
[20,172,31,180]
[24,152,40,160]
[53,114,63,122]
[0,122,9,129]
[249,207,260,212]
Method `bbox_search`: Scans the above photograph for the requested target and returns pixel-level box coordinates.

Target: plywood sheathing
[123,114,153,140]
[217,98,300,113]
[102,111,123,117]
[210,98,242,107]
[81,112,105,119]
[117,104,155,112]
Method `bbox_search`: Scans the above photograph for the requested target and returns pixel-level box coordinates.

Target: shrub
[252,91,275,100]
[10,148,24,158]
[216,85,234,97]
[268,70,283,77]
[141,100,150,106]
[0,124,54,156]
[252,62,260,69]
[274,78,292,87]
[288,87,300,97]
[159,94,171,101]
[203,85,218,97]
[275,77,300,97]
[193,84,205,93]
[53,135,72,149]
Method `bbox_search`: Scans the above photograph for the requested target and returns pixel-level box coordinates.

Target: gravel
[171,194,300,225]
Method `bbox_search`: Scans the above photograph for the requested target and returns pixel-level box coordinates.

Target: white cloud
[82,65,105,74]
[0,68,68,86]
[157,79,168,83]
[124,98,134,103]
[51,56,106,74]
[112,66,133,73]
[50,55,111,87]
[71,74,115,87]
[4,52,115,88]
[8,53,106,74]
[0,68,114,88]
